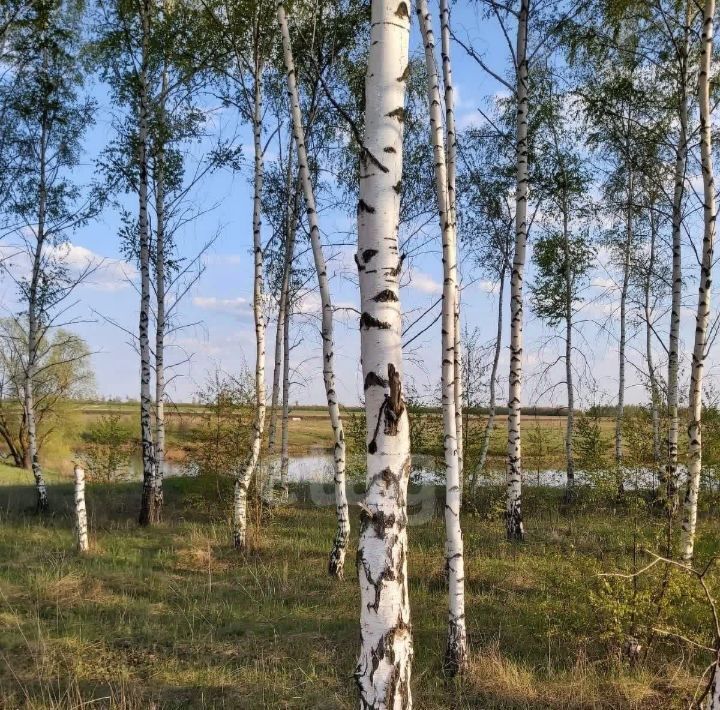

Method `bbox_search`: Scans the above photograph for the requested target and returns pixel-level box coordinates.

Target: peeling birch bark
[681,0,716,562]
[233,50,266,551]
[74,465,89,553]
[277,2,349,579]
[354,1,413,706]
[417,0,467,676]
[506,0,529,542]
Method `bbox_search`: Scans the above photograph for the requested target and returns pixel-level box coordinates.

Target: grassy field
[0,466,718,708]
[29,399,625,476]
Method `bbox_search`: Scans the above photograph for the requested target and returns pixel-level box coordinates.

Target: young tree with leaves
[531,78,594,496]
[2,0,100,512]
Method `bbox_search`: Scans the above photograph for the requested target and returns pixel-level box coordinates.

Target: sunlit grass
[0,473,716,708]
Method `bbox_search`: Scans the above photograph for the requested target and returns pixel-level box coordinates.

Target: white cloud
[456,111,484,130]
[203,253,244,267]
[0,241,136,291]
[192,295,250,317]
[590,276,616,291]
[478,279,499,294]
[408,270,442,295]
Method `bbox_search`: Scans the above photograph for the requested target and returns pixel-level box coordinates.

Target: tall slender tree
[531,78,594,497]
[680,0,716,562]
[417,0,466,675]
[277,0,350,578]
[354,0,413,704]
[2,0,100,512]
[231,5,268,551]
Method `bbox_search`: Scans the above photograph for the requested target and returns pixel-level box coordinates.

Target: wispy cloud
[192,295,250,317]
[408,270,442,295]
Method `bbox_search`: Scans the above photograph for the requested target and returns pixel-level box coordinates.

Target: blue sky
[2,3,710,409]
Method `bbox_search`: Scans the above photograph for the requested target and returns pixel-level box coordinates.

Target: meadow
[0,461,718,708]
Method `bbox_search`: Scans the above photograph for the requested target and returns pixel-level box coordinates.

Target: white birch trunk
[506,0,529,541]
[417,0,466,676]
[440,0,463,499]
[268,157,295,455]
[680,0,716,562]
[27,48,49,514]
[615,137,633,496]
[645,208,661,468]
[24,374,46,512]
[233,54,266,551]
[277,2,349,579]
[281,301,291,493]
[153,62,168,523]
[138,0,156,526]
[354,0,413,705]
[74,464,89,553]
[665,1,692,512]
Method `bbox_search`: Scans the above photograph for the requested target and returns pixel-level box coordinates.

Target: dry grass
[0,473,717,708]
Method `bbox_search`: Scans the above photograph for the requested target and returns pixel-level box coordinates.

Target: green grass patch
[0,475,716,708]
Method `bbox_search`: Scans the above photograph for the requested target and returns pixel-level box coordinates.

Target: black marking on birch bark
[368,397,388,454]
[444,616,467,677]
[393,180,402,194]
[360,312,391,330]
[359,146,390,174]
[384,364,405,436]
[373,289,398,302]
[395,2,409,19]
[387,107,405,122]
[364,371,388,390]
[397,64,410,82]
[390,253,405,275]
[384,146,397,153]
[358,199,375,214]
[363,248,379,263]
[354,253,365,272]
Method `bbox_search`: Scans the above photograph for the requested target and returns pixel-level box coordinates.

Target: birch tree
[680,0,716,562]
[458,119,514,488]
[354,0,413,704]
[2,0,100,512]
[506,0,529,539]
[232,8,267,551]
[199,0,271,547]
[653,0,697,511]
[531,79,594,498]
[460,0,531,539]
[416,0,466,675]
[440,0,463,495]
[277,1,350,577]
[94,0,216,525]
[73,464,89,553]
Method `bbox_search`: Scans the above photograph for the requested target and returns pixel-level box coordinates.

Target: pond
[117,451,703,492]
